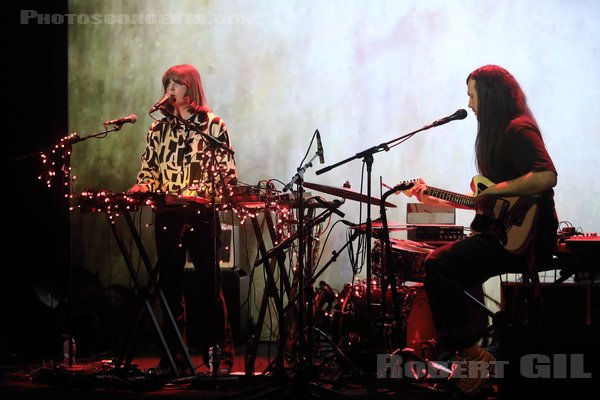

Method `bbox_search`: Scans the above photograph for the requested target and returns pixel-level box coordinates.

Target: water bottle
[208,345,221,373]
[245,337,255,375]
[62,334,76,367]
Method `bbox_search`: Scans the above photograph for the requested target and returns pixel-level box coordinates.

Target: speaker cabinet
[501,282,591,327]
[497,283,598,397]
[221,268,249,344]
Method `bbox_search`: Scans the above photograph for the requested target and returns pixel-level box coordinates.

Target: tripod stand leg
[312,327,362,379]
[106,214,183,375]
[246,216,287,375]
[246,266,278,374]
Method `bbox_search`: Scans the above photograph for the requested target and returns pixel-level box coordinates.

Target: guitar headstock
[383,179,419,197]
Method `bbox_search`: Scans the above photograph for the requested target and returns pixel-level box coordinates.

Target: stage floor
[0,341,464,400]
[1,338,596,399]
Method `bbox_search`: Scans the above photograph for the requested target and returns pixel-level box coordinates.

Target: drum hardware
[245,195,352,376]
[374,183,420,356]
[371,239,432,283]
[254,130,355,381]
[265,222,364,375]
[331,280,436,361]
[305,183,438,377]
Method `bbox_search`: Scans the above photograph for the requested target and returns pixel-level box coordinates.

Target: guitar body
[396,175,540,254]
[470,176,540,254]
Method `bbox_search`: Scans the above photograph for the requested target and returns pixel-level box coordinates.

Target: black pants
[154,207,233,366]
[424,232,528,351]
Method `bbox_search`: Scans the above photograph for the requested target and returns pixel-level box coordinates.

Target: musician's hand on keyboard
[128,184,150,193]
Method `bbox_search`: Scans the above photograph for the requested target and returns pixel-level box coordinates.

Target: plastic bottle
[208,345,221,373]
[62,335,76,367]
[245,337,255,375]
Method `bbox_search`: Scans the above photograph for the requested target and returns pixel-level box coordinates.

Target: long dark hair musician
[408,64,558,396]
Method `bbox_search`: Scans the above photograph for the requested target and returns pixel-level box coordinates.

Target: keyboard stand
[105,210,195,377]
[244,209,292,375]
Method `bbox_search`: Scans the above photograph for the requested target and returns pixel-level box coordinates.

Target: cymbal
[303,182,396,208]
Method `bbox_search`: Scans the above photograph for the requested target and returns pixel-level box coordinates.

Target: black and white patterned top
[135,112,237,200]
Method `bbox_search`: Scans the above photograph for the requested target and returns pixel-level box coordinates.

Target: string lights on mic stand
[36,123,135,370]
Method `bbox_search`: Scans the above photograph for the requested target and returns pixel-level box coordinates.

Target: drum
[405,285,437,359]
[331,280,436,358]
[371,239,433,282]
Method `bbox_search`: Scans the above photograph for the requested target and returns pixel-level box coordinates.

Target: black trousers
[424,232,529,351]
[154,207,233,365]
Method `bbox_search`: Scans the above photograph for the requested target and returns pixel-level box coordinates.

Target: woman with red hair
[130,64,237,377]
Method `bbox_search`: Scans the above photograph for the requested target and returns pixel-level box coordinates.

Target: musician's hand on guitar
[410,178,432,203]
[474,191,498,212]
[128,183,150,193]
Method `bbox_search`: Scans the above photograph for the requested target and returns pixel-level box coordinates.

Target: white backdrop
[68,0,599,325]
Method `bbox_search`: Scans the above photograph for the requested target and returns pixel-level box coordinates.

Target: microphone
[149,93,175,113]
[316,129,325,164]
[428,109,468,127]
[103,114,138,126]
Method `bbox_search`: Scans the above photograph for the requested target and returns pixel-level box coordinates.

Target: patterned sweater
[135,112,237,199]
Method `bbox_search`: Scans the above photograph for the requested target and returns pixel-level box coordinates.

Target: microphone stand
[280,136,322,381]
[315,119,458,359]
[161,109,235,378]
[32,124,132,369]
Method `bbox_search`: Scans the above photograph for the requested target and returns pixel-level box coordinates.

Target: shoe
[452,344,495,396]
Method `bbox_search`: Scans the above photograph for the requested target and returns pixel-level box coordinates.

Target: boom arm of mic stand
[315,123,437,176]
[315,145,387,175]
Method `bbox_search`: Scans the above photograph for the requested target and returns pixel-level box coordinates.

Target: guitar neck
[425,186,474,208]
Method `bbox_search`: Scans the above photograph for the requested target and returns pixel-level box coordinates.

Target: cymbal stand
[283,224,365,378]
[376,183,416,353]
[281,145,322,380]
[253,201,343,373]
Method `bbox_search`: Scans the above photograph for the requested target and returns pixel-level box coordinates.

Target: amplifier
[407,224,464,242]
